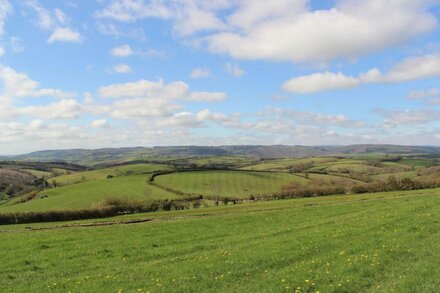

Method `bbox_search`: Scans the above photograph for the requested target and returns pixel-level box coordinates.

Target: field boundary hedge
[0,196,203,225]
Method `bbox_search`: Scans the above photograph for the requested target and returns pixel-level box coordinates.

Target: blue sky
[1,0,440,154]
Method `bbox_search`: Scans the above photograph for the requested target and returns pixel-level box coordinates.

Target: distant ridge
[2,144,440,165]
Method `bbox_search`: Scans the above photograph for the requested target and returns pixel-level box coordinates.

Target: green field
[0,175,176,212]
[0,189,439,292]
[50,163,173,186]
[154,170,309,197]
[21,169,53,177]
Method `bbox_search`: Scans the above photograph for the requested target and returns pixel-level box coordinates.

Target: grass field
[0,175,176,212]
[154,170,309,197]
[0,189,438,292]
[50,163,173,186]
[21,169,53,177]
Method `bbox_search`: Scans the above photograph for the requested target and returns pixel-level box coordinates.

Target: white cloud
[382,54,440,83]
[110,97,179,119]
[283,72,360,94]
[187,92,226,102]
[99,79,188,99]
[90,119,110,128]
[54,8,67,24]
[190,68,210,78]
[0,0,12,37]
[83,92,94,104]
[0,46,4,57]
[257,108,365,128]
[96,0,439,63]
[48,27,82,43]
[210,0,437,62]
[24,0,56,30]
[284,53,440,94]
[110,64,132,74]
[98,79,227,120]
[23,1,82,45]
[99,79,227,102]
[110,44,134,57]
[0,66,74,99]
[225,62,244,77]
[94,0,171,21]
[29,119,46,130]
[19,99,82,119]
[375,109,440,127]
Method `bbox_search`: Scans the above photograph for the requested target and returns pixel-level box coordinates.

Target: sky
[1,0,440,154]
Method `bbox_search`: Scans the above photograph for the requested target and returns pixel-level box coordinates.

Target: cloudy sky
[1,0,440,154]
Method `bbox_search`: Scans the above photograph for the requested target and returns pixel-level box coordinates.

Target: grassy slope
[154,170,309,197]
[50,163,173,186]
[0,189,439,292]
[0,175,176,212]
[21,169,53,177]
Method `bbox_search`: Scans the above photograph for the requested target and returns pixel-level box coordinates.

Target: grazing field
[50,163,173,186]
[0,189,439,292]
[0,175,176,212]
[154,170,309,197]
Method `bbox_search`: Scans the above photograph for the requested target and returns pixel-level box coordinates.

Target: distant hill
[2,144,440,165]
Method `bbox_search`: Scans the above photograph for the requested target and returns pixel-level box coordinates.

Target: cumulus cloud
[19,99,82,119]
[284,53,440,94]
[97,79,227,119]
[98,79,226,102]
[48,28,82,43]
[90,119,110,128]
[23,1,82,44]
[110,64,132,74]
[95,0,439,63]
[110,44,134,57]
[190,68,210,78]
[0,66,74,99]
[283,72,360,94]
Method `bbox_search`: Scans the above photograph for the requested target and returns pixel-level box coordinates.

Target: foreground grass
[0,189,439,292]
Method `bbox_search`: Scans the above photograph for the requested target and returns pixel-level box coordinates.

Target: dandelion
[305,280,310,283]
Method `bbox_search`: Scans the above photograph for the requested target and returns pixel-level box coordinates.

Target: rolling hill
[3,144,440,165]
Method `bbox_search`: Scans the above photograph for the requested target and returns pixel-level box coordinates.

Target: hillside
[3,144,440,165]
[1,189,439,292]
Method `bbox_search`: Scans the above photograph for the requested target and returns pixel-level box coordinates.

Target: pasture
[154,170,309,197]
[50,163,173,186]
[0,175,176,213]
[0,189,438,292]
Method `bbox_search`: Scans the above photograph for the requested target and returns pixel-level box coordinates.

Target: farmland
[0,150,440,292]
[0,188,439,292]
[154,170,309,197]
[2,153,440,215]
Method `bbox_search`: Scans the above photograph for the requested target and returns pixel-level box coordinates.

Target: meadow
[0,188,438,292]
[154,170,309,197]
[0,175,176,213]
